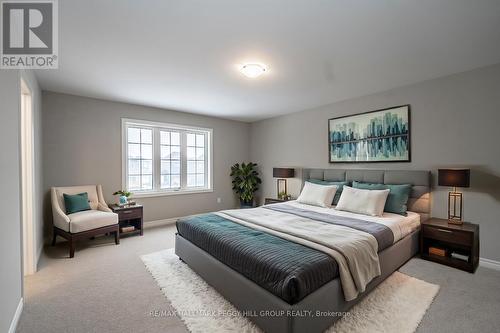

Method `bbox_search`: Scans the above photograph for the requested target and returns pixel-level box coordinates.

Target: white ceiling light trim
[239,63,268,78]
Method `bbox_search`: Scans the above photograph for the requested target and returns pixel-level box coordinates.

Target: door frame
[20,78,37,276]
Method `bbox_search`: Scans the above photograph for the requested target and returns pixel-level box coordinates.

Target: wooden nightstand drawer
[117,207,142,220]
[420,218,479,273]
[109,204,144,237]
[423,226,472,246]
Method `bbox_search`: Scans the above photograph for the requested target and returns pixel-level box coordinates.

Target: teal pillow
[63,192,91,214]
[307,179,350,205]
[352,181,412,216]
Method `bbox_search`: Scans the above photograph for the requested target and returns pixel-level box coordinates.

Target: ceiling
[35,0,500,122]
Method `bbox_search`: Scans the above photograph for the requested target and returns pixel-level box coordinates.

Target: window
[126,127,153,191]
[122,119,212,196]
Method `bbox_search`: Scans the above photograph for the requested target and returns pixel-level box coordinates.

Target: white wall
[42,92,251,232]
[0,71,22,332]
[251,63,500,262]
[0,69,42,332]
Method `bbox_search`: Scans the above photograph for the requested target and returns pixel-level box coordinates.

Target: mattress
[176,202,421,304]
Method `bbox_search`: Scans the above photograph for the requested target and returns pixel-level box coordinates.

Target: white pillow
[296,182,338,208]
[335,185,390,217]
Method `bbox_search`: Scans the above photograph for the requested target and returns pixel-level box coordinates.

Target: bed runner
[263,203,394,251]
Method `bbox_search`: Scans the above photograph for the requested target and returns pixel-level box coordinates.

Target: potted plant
[113,190,132,206]
[230,162,262,208]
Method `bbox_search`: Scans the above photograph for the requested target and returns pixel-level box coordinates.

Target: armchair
[51,185,119,257]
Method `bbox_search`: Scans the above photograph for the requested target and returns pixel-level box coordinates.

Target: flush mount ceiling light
[239,63,268,78]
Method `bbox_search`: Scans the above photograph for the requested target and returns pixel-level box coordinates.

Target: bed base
[175,229,419,333]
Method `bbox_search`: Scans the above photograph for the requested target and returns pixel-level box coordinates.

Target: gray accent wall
[250,63,500,262]
[42,92,250,233]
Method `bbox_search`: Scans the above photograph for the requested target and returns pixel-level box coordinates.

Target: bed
[175,169,431,333]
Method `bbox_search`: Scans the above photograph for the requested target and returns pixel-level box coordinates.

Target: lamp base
[447,218,463,226]
[447,190,463,223]
[276,178,288,199]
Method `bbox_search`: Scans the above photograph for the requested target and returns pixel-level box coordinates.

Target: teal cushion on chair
[352,181,412,216]
[63,192,91,214]
[307,179,350,205]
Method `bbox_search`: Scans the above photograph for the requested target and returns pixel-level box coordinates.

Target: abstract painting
[328,105,410,163]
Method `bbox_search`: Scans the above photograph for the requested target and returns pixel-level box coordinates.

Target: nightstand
[109,204,144,236]
[264,198,289,205]
[420,218,479,272]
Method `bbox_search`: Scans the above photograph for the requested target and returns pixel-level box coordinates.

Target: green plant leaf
[230,162,262,203]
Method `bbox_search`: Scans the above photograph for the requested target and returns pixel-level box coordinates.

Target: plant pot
[240,200,254,209]
[120,195,129,205]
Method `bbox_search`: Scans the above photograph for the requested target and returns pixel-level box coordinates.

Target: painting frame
[328,105,411,163]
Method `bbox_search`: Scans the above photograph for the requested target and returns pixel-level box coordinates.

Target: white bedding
[280,200,421,243]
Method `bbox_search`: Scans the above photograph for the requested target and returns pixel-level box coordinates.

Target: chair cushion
[55,185,100,213]
[63,192,91,214]
[67,210,118,233]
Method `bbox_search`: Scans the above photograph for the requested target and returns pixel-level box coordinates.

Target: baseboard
[144,213,208,228]
[480,257,500,271]
[144,217,178,229]
[8,298,23,333]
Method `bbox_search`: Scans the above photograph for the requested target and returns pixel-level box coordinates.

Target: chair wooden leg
[69,238,75,258]
[51,229,57,246]
[52,225,119,258]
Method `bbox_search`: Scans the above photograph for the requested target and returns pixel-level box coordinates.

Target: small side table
[420,218,479,272]
[264,198,289,205]
[109,204,144,236]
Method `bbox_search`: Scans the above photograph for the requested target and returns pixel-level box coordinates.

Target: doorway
[21,78,36,276]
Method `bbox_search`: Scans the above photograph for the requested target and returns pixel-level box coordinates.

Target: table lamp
[273,168,295,200]
[438,169,470,225]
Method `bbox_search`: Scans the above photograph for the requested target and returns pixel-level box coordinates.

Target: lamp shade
[438,169,470,188]
[273,168,295,178]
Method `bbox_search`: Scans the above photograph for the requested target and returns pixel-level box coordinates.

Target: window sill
[131,188,213,198]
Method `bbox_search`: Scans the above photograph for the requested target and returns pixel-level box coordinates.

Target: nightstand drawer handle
[123,210,133,214]
[436,228,453,233]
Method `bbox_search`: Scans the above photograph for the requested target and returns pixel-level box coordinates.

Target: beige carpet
[16,224,500,333]
[142,248,440,333]
[17,224,189,333]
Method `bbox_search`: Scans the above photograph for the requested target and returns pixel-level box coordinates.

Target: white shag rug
[141,249,439,333]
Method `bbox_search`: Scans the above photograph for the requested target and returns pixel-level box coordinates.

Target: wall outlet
[217,197,222,203]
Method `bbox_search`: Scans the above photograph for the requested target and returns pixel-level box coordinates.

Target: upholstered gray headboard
[302,169,431,221]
